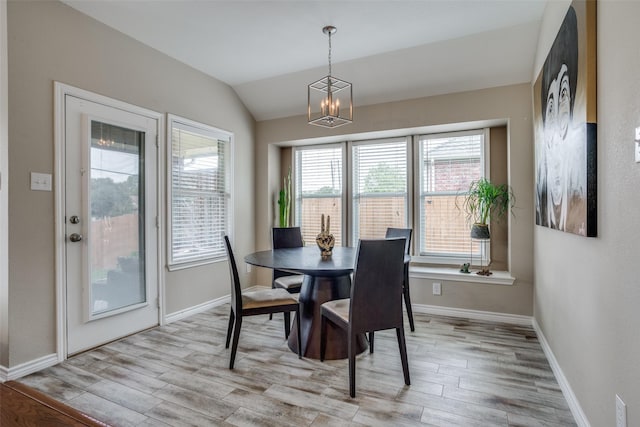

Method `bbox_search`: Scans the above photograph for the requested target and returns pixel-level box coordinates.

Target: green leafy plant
[277,168,292,227]
[459,178,515,226]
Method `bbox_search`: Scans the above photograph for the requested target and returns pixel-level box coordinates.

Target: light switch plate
[30,172,52,191]
[635,127,640,163]
[616,394,627,427]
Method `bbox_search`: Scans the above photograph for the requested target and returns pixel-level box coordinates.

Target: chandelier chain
[328,31,332,77]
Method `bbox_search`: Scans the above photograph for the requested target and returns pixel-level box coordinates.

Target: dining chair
[223,235,301,369]
[385,227,415,332]
[271,227,305,293]
[320,238,410,397]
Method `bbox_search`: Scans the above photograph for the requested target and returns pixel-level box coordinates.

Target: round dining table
[244,246,368,360]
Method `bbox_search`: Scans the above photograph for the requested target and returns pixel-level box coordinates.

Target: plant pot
[470,223,490,240]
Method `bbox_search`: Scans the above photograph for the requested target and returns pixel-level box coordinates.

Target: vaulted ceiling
[62,0,547,121]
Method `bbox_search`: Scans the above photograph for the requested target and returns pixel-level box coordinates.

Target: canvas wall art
[534,0,597,237]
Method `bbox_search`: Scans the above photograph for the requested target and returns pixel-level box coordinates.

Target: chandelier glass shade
[308,26,353,128]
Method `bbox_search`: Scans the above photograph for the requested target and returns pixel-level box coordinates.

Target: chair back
[385,228,412,255]
[349,238,406,332]
[272,227,304,281]
[272,227,304,249]
[223,235,243,313]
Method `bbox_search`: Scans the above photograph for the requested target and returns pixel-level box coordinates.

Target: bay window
[292,128,491,267]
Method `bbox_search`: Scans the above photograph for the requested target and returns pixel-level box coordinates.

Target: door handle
[69,233,83,242]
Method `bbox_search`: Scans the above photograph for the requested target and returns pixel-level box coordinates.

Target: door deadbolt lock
[69,215,80,224]
[69,233,83,242]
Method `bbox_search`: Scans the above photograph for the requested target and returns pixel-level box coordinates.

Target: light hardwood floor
[18,305,576,426]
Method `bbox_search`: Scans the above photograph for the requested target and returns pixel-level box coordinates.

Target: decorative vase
[316,214,335,259]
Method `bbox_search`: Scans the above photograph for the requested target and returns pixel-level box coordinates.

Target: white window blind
[168,115,232,267]
[418,130,484,260]
[352,138,408,242]
[294,145,343,246]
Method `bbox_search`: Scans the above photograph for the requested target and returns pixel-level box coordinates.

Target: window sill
[409,265,515,286]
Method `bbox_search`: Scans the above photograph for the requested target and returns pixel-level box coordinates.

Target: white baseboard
[532,318,590,427]
[412,303,533,326]
[164,286,274,324]
[0,353,60,382]
[164,294,230,324]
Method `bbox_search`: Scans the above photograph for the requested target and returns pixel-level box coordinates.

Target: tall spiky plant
[277,168,292,227]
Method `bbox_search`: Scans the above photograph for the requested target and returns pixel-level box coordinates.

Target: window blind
[352,138,408,242]
[169,117,231,266]
[419,131,483,259]
[294,146,343,246]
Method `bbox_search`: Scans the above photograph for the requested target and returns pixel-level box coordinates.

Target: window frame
[412,128,490,265]
[166,114,233,270]
[347,137,412,247]
[293,143,347,246]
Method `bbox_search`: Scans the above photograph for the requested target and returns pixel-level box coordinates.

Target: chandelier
[308,26,353,128]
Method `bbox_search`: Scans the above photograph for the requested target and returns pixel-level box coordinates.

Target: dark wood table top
[244,246,356,277]
[245,245,410,277]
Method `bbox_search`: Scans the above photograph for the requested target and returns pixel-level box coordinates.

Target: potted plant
[460,177,514,229]
[458,178,515,274]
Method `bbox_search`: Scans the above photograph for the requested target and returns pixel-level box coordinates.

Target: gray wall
[256,83,534,316]
[533,1,640,426]
[5,0,255,367]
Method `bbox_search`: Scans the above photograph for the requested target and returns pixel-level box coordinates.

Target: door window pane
[90,121,145,315]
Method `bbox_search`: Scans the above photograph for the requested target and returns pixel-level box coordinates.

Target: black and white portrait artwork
[534,0,597,237]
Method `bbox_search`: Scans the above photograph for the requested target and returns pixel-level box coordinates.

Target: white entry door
[65,93,159,355]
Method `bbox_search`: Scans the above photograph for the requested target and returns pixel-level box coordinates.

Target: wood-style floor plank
[15,305,576,426]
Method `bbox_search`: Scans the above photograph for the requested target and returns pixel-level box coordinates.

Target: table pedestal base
[288,274,368,359]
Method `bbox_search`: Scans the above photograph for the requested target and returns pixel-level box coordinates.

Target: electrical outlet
[245,263,252,273]
[432,282,441,296]
[616,394,627,427]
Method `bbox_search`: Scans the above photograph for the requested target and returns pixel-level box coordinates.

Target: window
[290,128,491,266]
[168,115,232,268]
[294,145,344,246]
[351,138,408,242]
[417,130,485,263]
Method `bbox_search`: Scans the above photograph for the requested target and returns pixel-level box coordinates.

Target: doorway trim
[54,82,165,361]
[0,0,8,373]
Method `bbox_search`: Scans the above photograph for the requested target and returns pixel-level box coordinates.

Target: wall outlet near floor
[616,394,627,427]
[432,282,441,296]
